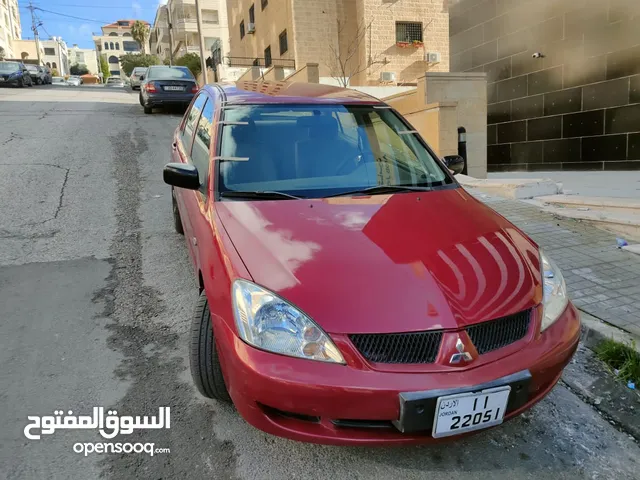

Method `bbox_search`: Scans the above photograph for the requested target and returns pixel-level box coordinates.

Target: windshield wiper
[219,190,305,200]
[323,184,432,198]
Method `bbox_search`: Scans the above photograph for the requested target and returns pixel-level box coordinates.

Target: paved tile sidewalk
[467,189,640,337]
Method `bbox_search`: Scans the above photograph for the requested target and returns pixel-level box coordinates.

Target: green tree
[118,53,161,76]
[70,63,89,75]
[175,53,202,79]
[100,54,110,81]
[0,46,5,61]
[52,68,59,76]
[130,20,150,53]
[163,57,171,66]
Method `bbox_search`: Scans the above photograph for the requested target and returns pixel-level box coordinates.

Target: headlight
[540,249,568,332]
[231,279,345,364]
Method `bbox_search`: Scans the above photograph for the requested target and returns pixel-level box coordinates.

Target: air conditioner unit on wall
[425,51,441,63]
[247,23,256,33]
[380,71,396,82]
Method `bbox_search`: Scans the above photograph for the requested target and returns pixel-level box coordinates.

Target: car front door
[181,94,215,275]
[173,92,208,266]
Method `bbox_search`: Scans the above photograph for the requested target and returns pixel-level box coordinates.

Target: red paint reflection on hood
[217,188,543,334]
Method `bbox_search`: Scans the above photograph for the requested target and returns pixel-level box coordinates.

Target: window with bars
[249,4,255,24]
[279,29,288,55]
[395,21,423,43]
[264,45,271,67]
[240,20,245,39]
[261,0,268,10]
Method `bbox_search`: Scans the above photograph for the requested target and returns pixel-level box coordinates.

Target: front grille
[466,309,531,355]
[349,330,443,364]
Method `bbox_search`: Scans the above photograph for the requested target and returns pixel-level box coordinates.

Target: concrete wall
[422,71,488,178]
[449,0,640,172]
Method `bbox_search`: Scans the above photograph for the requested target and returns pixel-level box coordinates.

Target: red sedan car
[163,81,580,446]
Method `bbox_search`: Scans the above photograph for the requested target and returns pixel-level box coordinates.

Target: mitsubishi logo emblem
[449,337,473,364]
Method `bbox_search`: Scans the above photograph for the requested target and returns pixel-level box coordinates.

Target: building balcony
[173,18,198,33]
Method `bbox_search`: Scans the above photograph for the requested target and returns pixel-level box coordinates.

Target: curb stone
[561,309,640,441]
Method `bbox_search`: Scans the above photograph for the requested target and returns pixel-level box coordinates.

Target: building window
[261,0,268,10]
[52,62,57,69]
[44,47,55,56]
[77,52,84,62]
[123,32,131,36]
[108,55,119,64]
[202,10,218,24]
[240,20,245,39]
[109,42,115,50]
[109,32,118,36]
[104,43,108,50]
[279,29,287,55]
[252,58,259,66]
[396,22,422,43]
[264,45,271,67]
[249,4,255,24]
[118,21,129,26]
[123,41,138,52]
[115,42,119,50]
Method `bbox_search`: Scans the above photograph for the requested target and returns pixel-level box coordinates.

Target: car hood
[217,188,543,334]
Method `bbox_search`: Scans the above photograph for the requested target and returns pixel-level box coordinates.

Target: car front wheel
[143,105,152,114]
[190,291,232,402]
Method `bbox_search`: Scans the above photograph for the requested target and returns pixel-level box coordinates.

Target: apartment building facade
[167,0,230,60]
[449,0,640,172]
[68,44,100,75]
[41,37,70,76]
[93,20,150,77]
[0,0,21,59]
[150,5,171,61]
[226,0,450,86]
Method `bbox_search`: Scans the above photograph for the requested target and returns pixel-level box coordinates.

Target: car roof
[205,81,382,106]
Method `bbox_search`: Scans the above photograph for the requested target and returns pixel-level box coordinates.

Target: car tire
[190,291,232,402]
[139,94,144,106]
[36,78,42,85]
[144,105,152,114]
[17,77,24,88]
[172,188,184,235]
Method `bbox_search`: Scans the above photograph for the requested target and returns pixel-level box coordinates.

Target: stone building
[226,0,450,86]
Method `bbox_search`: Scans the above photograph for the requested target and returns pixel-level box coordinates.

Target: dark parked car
[42,66,52,84]
[0,61,33,87]
[25,64,46,85]
[162,82,579,446]
[139,65,198,114]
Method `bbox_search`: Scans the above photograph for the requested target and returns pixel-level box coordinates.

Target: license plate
[432,386,510,438]
[164,86,184,91]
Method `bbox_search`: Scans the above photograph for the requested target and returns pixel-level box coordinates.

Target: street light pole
[194,0,208,84]
[166,5,174,66]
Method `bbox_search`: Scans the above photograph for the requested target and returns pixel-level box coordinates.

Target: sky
[18,0,167,49]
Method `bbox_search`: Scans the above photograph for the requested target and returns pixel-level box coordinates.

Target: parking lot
[0,86,638,480]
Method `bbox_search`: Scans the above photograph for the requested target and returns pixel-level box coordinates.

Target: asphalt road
[0,85,638,480]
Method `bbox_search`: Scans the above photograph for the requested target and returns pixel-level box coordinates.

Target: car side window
[180,93,207,155]
[190,97,214,198]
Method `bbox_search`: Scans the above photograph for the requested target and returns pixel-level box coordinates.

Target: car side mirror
[163,163,200,190]
[443,155,465,175]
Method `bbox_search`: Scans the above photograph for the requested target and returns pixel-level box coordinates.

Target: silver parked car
[130,67,147,90]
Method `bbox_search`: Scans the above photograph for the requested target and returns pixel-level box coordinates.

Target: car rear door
[173,92,208,265]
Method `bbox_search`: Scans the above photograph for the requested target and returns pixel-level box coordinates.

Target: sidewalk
[466,188,640,338]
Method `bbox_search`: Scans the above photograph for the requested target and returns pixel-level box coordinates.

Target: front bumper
[214,303,581,445]
[0,77,20,86]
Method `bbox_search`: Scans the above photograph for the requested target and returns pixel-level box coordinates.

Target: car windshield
[218,104,454,198]
[147,66,193,80]
[107,78,122,83]
[25,65,38,71]
[0,62,20,71]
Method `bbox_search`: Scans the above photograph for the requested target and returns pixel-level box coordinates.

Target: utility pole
[194,0,208,84]
[166,4,174,65]
[27,1,42,65]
